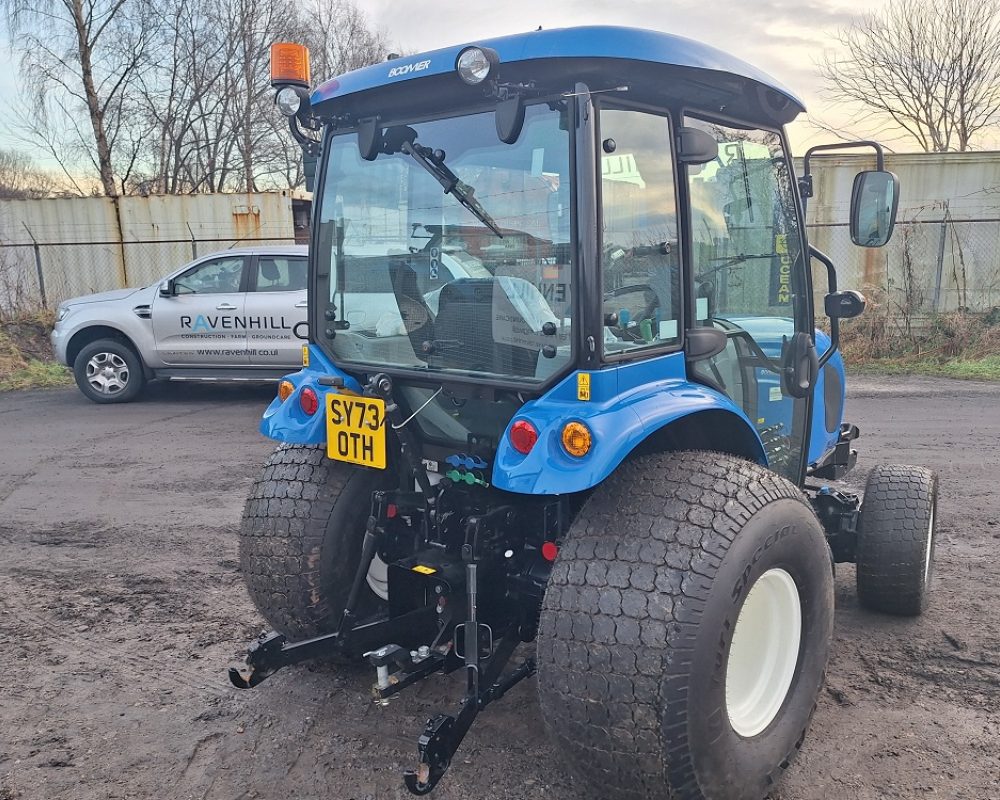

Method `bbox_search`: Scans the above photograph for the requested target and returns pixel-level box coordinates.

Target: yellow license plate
[326,394,387,469]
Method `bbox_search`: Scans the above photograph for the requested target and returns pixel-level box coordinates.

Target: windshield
[314,103,573,384]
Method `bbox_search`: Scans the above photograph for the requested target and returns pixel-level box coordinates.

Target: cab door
[682,117,811,481]
[244,253,308,367]
[151,254,249,366]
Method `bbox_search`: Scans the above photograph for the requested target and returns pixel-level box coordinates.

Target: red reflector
[541,541,559,562]
[386,503,398,519]
[509,419,538,454]
[300,387,319,415]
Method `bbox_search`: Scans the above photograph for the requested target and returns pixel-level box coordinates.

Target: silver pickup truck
[52,242,485,403]
[52,246,310,403]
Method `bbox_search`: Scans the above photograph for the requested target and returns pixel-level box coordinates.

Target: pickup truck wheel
[73,338,145,403]
[239,444,387,645]
[856,465,938,616]
[537,451,834,800]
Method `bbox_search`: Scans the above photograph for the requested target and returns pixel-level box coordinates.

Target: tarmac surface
[0,375,998,800]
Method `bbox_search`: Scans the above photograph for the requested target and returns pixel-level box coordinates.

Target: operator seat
[430,278,539,377]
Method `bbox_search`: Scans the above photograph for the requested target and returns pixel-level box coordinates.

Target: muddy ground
[0,376,998,800]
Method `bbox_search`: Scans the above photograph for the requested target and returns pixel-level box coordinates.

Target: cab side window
[175,256,245,294]
[599,108,681,356]
[254,256,308,292]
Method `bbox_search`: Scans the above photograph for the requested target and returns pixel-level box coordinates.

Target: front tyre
[856,465,938,616]
[239,444,387,642]
[537,451,834,800]
[73,338,145,403]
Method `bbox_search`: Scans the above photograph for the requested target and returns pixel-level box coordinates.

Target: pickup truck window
[175,256,245,294]
[254,257,307,292]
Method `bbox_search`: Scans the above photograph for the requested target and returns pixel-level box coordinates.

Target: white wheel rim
[725,567,802,738]
[924,503,936,585]
[366,553,389,600]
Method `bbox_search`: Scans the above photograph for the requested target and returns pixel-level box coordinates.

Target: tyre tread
[537,451,822,800]
[238,443,368,640]
[856,464,937,616]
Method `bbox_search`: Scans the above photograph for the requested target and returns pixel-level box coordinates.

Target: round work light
[276,86,303,116]
[456,46,499,85]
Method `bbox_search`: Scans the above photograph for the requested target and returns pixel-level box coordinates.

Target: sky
[0,0,895,172]
[361,0,893,151]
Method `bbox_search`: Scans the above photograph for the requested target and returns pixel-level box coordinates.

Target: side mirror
[159,280,175,297]
[825,290,866,320]
[850,170,899,248]
[495,96,525,144]
[781,331,819,399]
[677,126,718,166]
[358,118,383,161]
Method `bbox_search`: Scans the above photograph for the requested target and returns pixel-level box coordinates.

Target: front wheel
[73,338,146,403]
[856,465,938,616]
[537,451,834,800]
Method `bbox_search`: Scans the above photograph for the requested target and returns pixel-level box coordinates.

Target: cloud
[362,0,894,149]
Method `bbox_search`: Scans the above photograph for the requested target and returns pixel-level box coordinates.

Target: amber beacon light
[270,42,311,88]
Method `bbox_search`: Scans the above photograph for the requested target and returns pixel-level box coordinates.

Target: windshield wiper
[399,139,504,238]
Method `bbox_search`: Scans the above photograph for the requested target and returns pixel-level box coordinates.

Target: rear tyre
[537,451,834,800]
[856,465,938,616]
[239,444,387,643]
[73,338,145,403]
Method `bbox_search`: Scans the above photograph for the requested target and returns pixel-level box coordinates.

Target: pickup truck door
[151,254,249,366]
[244,254,308,368]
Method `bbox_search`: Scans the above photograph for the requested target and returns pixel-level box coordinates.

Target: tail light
[509,419,538,454]
[299,386,319,415]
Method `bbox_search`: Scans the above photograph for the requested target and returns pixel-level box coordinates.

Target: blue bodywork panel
[265,348,769,496]
[260,345,359,444]
[491,351,765,495]
[311,26,805,113]
[730,319,845,467]
[264,335,846,493]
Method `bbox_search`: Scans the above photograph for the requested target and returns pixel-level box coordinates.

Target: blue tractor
[231,27,938,799]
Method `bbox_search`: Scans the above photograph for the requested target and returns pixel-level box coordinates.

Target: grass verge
[850,355,1000,381]
[0,359,71,391]
[0,310,72,392]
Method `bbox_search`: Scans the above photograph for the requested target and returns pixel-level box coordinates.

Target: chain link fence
[808,214,1000,327]
[0,235,299,317]
[0,192,305,318]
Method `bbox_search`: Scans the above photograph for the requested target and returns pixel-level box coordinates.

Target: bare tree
[301,0,390,80]
[0,149,55,198]
[820,0,1000,152]
[1,0,156,195]
[133,0,388,193]
[3,0,389,196]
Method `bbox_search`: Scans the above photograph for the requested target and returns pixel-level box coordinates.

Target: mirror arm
[288,114,321,157]
[810,245,839,367]
[799,140,886,216]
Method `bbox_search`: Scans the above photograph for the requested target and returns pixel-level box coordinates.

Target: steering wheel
[603,283,661,342]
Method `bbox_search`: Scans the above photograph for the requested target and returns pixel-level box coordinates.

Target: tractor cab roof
[311,25,805,128]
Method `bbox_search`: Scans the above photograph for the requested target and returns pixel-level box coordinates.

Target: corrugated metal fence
[0,192,300,314]
[803,151,1000,318]
[4,154,1000,321]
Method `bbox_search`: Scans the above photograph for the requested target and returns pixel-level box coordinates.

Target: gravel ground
[0,375,997,800]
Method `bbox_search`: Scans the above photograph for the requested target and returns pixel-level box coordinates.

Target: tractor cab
[265,26,895,489]
[229,28,930,800]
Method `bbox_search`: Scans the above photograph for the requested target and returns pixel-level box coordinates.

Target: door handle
[294,300,308,308]
[216,303,238,310]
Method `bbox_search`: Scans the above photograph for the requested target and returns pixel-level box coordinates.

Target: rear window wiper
[388,128,503,238]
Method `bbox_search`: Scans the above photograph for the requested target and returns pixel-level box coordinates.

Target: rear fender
[259,345,361,443]
[492,351,766,495]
